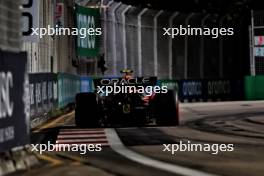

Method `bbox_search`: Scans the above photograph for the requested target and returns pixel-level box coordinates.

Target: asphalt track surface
[10,101,264,176]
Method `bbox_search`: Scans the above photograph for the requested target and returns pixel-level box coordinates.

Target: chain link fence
[252,11,264,75]
[0,0,21,51]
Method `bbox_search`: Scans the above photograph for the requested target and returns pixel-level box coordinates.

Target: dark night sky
[114,0,261,13]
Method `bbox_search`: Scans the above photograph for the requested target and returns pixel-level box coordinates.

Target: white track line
[105,128,219,176]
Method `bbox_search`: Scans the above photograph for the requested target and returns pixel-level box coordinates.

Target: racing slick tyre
[151,90,179,126]
[75,93,101,127]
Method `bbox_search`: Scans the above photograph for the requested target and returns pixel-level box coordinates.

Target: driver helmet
[120,69,133,80]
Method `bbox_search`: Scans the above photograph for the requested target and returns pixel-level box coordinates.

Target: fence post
[137,8,148,76]
[169,12,179,79]
[104,0,114,66]
[250,10,256,76]
[153,10,163,77]
[184,13,194,79]
[219,15,227,78]
[121,5,131,69]
[110,2,121,75]
[200,14,210,79]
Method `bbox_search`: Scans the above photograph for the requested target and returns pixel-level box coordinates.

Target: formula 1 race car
[75,73,179,127]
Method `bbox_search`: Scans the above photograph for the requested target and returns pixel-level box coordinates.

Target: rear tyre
[75,93,100,127]
[151,90,179,126]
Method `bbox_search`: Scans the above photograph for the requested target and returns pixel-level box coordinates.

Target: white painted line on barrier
[105,128,219,176]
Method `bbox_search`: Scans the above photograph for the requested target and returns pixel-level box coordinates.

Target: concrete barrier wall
[57,73,81,108]
[29,73,58,120]
[159,79,244,102]
[28,74,263,128]
[245,76,264,100]
[29,73,95,112]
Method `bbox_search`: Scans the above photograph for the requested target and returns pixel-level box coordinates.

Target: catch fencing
[0,0,21,51]
[102,0,246,80]
[250,11,264,75]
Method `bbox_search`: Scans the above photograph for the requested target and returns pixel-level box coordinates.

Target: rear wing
[93,77,157,87]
